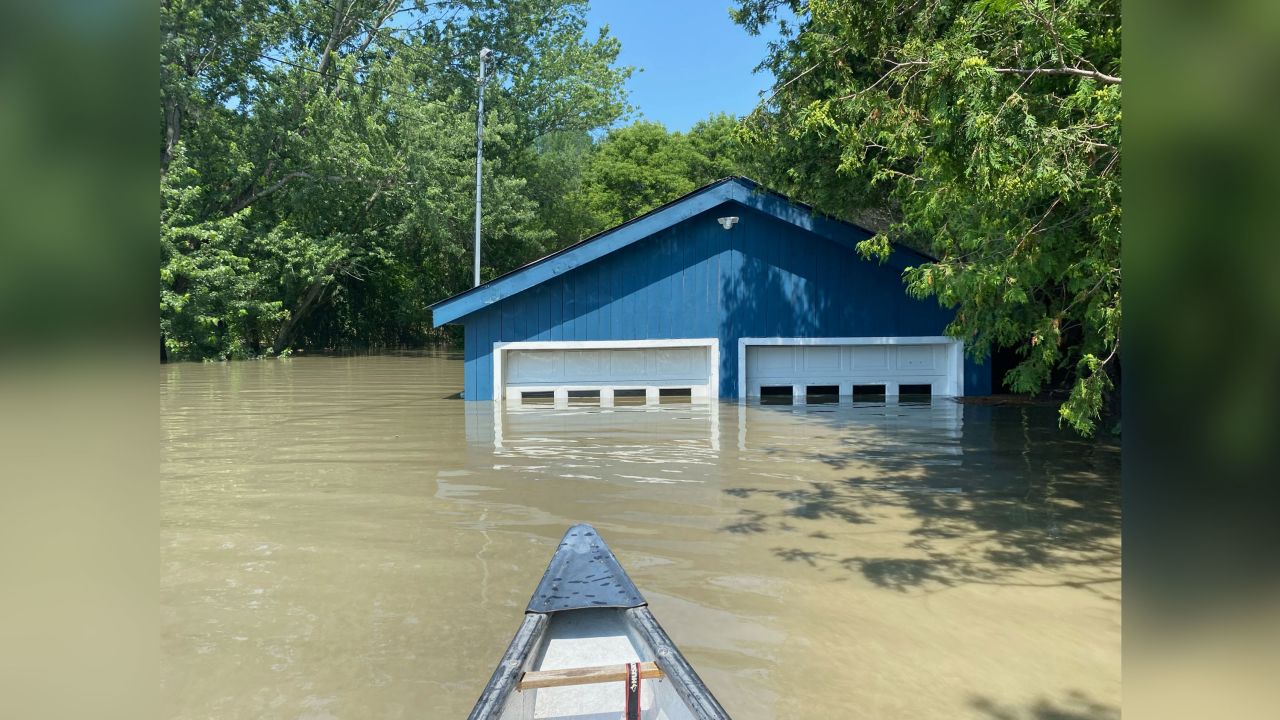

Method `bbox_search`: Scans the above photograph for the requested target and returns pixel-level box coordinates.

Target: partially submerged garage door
[494,340,717,402]
[741,337,963,400]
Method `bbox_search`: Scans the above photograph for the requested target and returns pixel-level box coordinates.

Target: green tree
[160,0,631,359]
[734,0,1121,434]
[161,145,288,359]
[578,115,752,232]
[581,121,702,227]
[685,112,756,181]
[522,129,601,249]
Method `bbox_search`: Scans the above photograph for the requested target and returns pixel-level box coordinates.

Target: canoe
[468,524,732,720]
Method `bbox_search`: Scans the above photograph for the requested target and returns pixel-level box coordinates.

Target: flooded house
[430,177,992,403]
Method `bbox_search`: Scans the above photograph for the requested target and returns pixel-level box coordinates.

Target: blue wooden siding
[458,201,991,400]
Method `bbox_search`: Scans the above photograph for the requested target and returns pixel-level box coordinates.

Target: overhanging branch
[992,66,1121,85]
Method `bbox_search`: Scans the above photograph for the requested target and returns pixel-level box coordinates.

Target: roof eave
[430,177,929,326]
[431,179,741,325]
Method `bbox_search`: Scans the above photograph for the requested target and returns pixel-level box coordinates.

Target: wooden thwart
[518,661,664,691]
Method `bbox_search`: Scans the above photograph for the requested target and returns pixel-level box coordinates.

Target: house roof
[431,176,933,326]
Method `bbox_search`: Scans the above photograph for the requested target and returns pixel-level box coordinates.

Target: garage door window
[740,337,963,401]
[494,339,718,403]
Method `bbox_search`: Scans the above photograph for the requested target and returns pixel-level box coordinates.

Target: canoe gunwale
[626,606,732,720]
[466,612,549,720]
[467,608,731,720]
[466,524,732,719]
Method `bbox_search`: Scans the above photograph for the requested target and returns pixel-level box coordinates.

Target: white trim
[737,336,965,400]
[493,338,719,402]
[496,338,719,352]
[740,335,955,347]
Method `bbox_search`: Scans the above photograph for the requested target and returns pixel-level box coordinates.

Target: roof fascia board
[432,183,734,325]
[727,184,929,270]
[726,183,871,246]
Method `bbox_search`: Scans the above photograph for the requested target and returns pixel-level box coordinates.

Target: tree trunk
[271,274,332,355]
[161,98,181,173]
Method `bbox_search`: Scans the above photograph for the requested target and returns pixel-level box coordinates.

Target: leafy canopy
[161,0,632,359]
[734,0,1121,434]
[578,114,752,229]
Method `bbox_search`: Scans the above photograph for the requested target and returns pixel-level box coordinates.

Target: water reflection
[162,355,1119,720]
[736,397,962,456]
[468,400,721,455]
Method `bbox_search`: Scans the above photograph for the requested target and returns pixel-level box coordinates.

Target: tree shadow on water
[721,508,770,535]
[772,547,837,567]
[842,556,969,592]
[722,404,1121,597]
[724,482,874,526]
[970,691,1119,720]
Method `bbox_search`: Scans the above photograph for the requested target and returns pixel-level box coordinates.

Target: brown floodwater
[161,353,1120,720]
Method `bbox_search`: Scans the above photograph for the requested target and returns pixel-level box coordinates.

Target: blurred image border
[1125,0,1280,716]
[2,0,1279,718]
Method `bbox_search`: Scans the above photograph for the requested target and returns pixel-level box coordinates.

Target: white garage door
[494,339,718,402]
[741,337,963,400]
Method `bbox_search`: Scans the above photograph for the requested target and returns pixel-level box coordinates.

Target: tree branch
[753,45,848,112]
[224,0,357,216]
[351,0,399,60]
[224,171,352,214]
[837,59,929,100]
[992,66,1121,85]
[226,172,310,214]
[315,0,350,78]
[838,58,1121,103]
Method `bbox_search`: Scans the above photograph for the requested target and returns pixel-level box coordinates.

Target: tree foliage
[578,114,752,230]
[159,0,754,364]
[733,0,1121,434]
[160,0,632,359]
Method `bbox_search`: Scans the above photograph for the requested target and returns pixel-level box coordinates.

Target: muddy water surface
[161,354,1120,719]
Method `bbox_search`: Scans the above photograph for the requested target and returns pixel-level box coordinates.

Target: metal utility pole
[473,47,492,288]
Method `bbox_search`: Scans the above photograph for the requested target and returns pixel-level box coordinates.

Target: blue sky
[584,1,782,132]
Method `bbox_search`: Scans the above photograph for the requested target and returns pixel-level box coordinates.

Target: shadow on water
[969,691,1119,720]
[722,400,1120,599]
